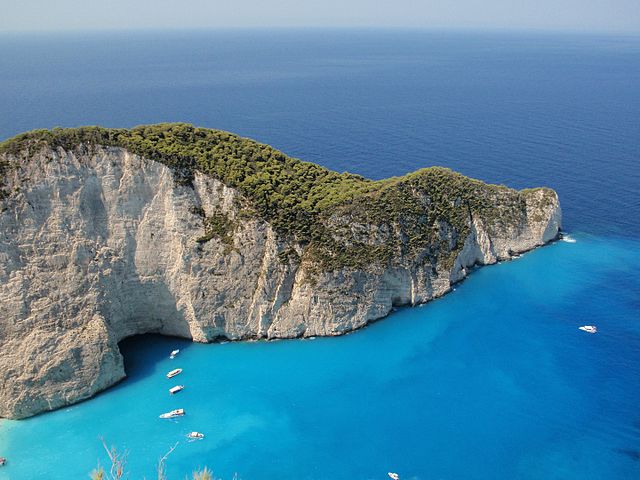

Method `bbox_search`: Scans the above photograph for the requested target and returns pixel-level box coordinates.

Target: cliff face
[0,137,560,419]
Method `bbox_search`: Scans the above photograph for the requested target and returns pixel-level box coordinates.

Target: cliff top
[0,123,556,268]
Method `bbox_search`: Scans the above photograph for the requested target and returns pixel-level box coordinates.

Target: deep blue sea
[0,30,639,479]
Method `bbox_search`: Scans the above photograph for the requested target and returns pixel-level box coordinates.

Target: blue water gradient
[0,30,639,478]
[1,235,639,479]
[1,30,638,237]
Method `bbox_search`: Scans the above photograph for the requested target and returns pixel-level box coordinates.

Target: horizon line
[1,25,639,37]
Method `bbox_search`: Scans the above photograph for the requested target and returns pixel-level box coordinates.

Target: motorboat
[170,349,180,359]
[187,431,205,440]
[0,457,6,466]
[159,408,185,419]
[169,385,184,395]
[166,368,182,378]
[579,325,597,334]
[388,473,399,480]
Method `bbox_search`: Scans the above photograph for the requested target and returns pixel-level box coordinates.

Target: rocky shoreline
[0,126,561,419]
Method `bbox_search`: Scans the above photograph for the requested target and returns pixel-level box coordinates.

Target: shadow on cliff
[103,228,199,390]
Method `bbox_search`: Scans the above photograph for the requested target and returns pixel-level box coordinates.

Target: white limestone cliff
[0,146,561,419]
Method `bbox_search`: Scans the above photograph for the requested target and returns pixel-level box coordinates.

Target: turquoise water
[0,31,639,478]
[1,235,639,479]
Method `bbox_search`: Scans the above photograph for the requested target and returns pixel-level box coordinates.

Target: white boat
[388,473,399,480]
[166,368,182,378]
[187,431,205,439]
[159,408,185,419]
[169,385,184,395]
[170,349,180,359]
[0,457,6,466]
[579,325,597,334]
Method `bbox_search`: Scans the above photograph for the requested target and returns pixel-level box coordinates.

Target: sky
[1,0,639,34]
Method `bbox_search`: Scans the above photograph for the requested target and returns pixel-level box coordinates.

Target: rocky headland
[0,124,561,419]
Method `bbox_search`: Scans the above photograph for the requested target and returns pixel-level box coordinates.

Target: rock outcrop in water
[0,124,561,419]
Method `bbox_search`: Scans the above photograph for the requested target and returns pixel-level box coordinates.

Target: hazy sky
[1,0,639,33]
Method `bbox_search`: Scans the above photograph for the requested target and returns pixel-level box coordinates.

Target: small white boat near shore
[388,473,399,480]
[187,431,205,440]
[579,325,597,334]
[169,385,184,395]
[170,349,180,359]
[159,408,184,419]
[166,368,183,378]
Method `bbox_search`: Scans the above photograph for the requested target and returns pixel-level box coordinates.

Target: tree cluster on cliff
[0,124,553,270]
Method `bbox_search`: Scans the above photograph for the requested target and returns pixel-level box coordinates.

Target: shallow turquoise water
[1,234,639,479]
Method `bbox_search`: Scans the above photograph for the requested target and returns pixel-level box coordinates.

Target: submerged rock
[0,124,561,419]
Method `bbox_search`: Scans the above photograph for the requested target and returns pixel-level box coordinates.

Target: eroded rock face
[0,147,561,419]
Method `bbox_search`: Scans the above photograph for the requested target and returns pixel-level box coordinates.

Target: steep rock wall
[0,146,561,418]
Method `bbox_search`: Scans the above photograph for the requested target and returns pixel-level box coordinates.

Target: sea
[0,29,639,479]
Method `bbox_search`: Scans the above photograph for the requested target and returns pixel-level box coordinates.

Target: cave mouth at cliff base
[118,334,194,387]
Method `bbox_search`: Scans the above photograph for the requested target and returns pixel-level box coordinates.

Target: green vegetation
[197,212,235,245]
[0,156,9,199]
[0,124,378,239]
[0,123,552,270]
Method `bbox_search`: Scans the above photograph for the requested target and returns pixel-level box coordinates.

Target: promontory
[0,124,561,419]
